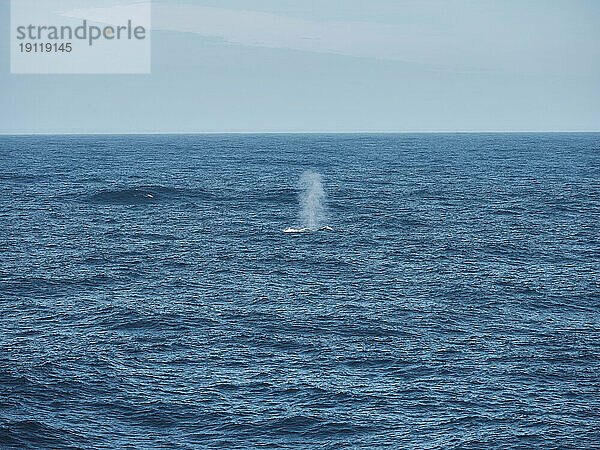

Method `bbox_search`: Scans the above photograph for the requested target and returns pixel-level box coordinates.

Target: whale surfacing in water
[283,227,310,233]
[283,226,333,233]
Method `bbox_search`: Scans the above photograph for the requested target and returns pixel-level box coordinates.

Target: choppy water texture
[1,134,599,449]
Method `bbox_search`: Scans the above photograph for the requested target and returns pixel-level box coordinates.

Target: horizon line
[1,130,599,136]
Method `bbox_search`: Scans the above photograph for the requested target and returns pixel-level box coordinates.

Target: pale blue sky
[1,0,599,133]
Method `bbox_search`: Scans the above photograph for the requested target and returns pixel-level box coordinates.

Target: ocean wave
[0,421,75,448]
[87,185,215,205]
[0,173,42,183]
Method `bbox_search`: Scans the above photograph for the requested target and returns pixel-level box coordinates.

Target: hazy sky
[2,0,599,133]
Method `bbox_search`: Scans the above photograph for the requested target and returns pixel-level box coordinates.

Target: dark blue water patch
[86,185,219,205]
[0,421,84,448]
[250,187,298,203]
[0,173,41,183]
[129,231,180,241]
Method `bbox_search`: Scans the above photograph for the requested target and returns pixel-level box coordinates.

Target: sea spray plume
[299,170,326,228]
[283,170,332,233]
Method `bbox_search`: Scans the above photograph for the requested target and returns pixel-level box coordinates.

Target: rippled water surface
[1,134,599,448]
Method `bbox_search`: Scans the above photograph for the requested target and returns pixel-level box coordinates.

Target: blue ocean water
[1,133,599,448]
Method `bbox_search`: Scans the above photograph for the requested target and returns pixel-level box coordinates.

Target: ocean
[1,133,599,448]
